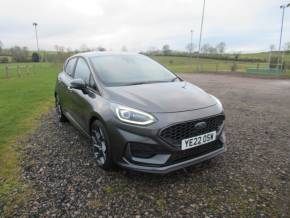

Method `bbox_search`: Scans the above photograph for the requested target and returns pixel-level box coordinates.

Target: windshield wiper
[127,82,149,86]
[127,80,169,86]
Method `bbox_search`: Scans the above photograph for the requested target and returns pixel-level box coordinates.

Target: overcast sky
[1,0,290,53]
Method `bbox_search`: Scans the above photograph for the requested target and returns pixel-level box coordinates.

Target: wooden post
[26,65,29,75]
[257,63,260,72]
[216,63,219,73]
[5,65,8,78]
[17,65,20,77]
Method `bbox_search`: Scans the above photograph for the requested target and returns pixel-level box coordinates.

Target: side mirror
[70,79,86,90]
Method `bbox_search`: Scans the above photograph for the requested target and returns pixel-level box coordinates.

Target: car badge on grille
[194,122,207,130]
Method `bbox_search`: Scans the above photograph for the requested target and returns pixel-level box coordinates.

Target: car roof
[72,51,141,58]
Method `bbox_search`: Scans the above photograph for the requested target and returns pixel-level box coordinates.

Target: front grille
[160,115,225,147]
[168,140,223,164]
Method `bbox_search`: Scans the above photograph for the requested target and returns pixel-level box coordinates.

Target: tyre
[91,120,114,170]
[55,95,67,122]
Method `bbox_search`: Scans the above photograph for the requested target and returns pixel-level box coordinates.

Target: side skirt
[64,112,90,139]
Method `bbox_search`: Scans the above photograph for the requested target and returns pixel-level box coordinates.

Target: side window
[74,58,91,85]
[89,74,97,90]
[65,58,76,76]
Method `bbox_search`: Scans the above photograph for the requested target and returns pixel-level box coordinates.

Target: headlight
[112,104,156,125]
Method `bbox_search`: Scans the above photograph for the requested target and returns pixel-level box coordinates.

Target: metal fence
[0,64,37,79]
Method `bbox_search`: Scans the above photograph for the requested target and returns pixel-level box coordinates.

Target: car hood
[103,81,217,113]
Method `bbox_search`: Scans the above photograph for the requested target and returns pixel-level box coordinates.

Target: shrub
[0,57,9,63]
[231,62,238,72]
[10,46,29,62]
[32,52,41,62]
[269,56,279,69]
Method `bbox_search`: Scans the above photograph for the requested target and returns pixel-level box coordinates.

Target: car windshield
[89,54,177,86]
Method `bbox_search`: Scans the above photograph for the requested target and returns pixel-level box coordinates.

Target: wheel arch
[89,113,107,134]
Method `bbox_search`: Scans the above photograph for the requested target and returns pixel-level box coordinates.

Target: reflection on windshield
[90,54,177,86]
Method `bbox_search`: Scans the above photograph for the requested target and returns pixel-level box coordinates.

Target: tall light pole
[190,29,194,56]
[197,0,206,71]
[278,3,290,68]
[33,22,40,53]
[198,0,206,54]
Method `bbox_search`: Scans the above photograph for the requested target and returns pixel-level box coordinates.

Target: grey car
[55,52,226,174]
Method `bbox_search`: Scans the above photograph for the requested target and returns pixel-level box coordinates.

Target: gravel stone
[12,74,290,217]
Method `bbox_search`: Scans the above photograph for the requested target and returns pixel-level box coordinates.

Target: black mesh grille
[160,115,225,147]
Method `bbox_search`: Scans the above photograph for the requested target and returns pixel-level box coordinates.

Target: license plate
[181,131,216,150]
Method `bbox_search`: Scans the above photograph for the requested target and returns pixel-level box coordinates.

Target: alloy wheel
[91,126,107,165]
[56,96,62,120]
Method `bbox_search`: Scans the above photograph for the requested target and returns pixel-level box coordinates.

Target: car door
[68,57,97,132]
[58,57,77,114]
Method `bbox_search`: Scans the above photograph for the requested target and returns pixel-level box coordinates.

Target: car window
[65,58,77,76]
[74,58,91,85]
[89,74,97,90]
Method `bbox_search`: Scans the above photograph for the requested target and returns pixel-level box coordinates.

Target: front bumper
[106,106,226,174]
[118,146,225,174]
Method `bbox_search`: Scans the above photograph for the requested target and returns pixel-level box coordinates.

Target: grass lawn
[0,62,60,214]
[151,55,290,76]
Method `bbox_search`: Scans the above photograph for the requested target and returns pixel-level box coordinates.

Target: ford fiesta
[55,52,226,174]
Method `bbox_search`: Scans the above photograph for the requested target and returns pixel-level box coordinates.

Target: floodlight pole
[197,0,206,71]
[190,29,194,56]
[278,4,289,68]
[33,22,40,53]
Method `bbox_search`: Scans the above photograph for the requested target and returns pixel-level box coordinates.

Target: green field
[151,55,290,75]
[239,51,290,62]
[0,63,60,214]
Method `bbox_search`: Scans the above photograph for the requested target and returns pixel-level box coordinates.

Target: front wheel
[91,120,114,170]
[55,95,67,122]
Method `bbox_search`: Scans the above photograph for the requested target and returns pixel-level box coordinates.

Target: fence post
[26,65,29,75]
[17,65,20,77]
[257,63,260,72]
[216,63,219,73]
[5,65,9,78]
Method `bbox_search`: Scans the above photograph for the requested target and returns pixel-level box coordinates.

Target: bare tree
[201,44,211,54]
[270,44,275,51]
[233,52,241,60]
[216,42,226,54]
[186,43,194,54]
[162,44,171,55]
[147,47,159,54]
[97,46,106,51]
[0,40,3,54]
[284,42,290,51]
[208,46,217,55]
[54,45,65,53]
[268,44,276,68]
[10,46,29,62]
[80,44,89,52]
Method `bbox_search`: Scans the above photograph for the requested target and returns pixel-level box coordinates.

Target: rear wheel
[91,120,114,170]
[55,95,67,122]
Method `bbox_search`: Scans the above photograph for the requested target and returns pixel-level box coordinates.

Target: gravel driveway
[16,74,290,217]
